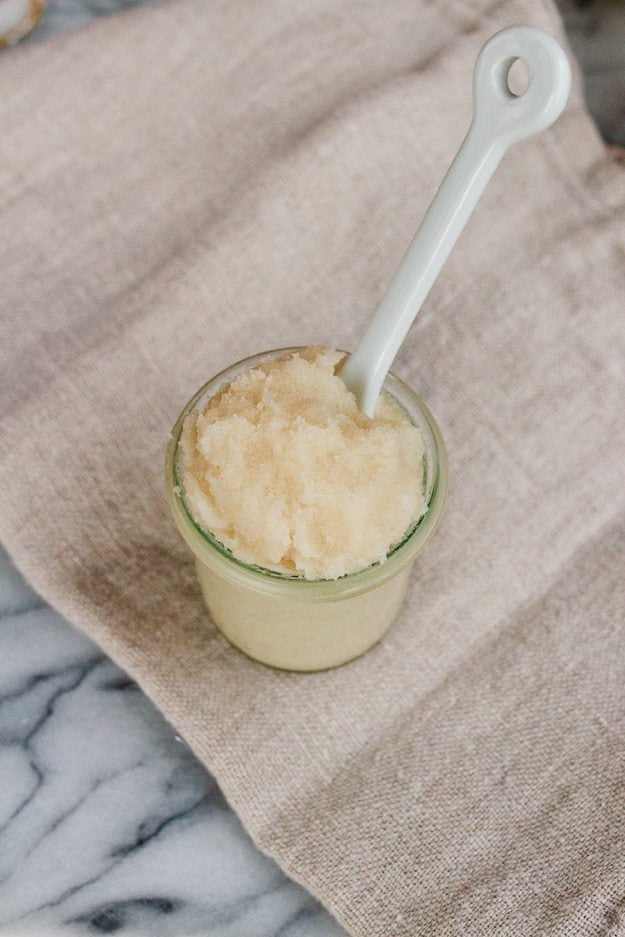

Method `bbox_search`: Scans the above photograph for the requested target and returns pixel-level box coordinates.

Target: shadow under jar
[166,348,448,672]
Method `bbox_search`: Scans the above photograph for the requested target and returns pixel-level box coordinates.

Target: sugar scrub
[179,347,426,580]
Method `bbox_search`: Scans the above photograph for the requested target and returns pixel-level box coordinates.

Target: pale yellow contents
[180,348,425,580]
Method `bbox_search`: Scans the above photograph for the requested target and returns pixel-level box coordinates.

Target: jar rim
[166,348,448,598]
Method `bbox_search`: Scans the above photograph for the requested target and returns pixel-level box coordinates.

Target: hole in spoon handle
[472,25,571,147]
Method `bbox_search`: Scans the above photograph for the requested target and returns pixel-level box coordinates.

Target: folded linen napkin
[2,0,625,933]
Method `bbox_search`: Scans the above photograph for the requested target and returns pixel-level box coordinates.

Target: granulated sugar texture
[180,348,425,580]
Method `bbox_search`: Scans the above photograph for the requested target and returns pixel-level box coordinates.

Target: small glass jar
[166,348,448,671]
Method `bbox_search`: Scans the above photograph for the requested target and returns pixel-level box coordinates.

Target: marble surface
[557,0,625,146]
[2,2,624,935]
[0,548,345,936]
[20,0,155,42]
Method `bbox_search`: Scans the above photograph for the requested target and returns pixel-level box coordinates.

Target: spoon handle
[340,25,571,417]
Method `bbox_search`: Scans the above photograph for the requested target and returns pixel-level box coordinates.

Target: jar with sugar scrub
[165,28,572,671]
[166,347,447,671]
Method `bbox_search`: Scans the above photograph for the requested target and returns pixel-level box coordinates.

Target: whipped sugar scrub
[179,348,426,581]
[167,348,447,671]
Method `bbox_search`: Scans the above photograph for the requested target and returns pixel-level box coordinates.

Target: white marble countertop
[2,1,624,934]
[0,548,345,936]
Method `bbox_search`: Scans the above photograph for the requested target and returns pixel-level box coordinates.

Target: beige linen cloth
[2,0,625,933]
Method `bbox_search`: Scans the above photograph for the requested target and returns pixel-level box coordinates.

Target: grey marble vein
[0,549,345,936]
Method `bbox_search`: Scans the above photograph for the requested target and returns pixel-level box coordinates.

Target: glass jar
[166,348,448,671]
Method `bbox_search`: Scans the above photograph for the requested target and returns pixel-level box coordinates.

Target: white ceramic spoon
[339,25,571,417]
